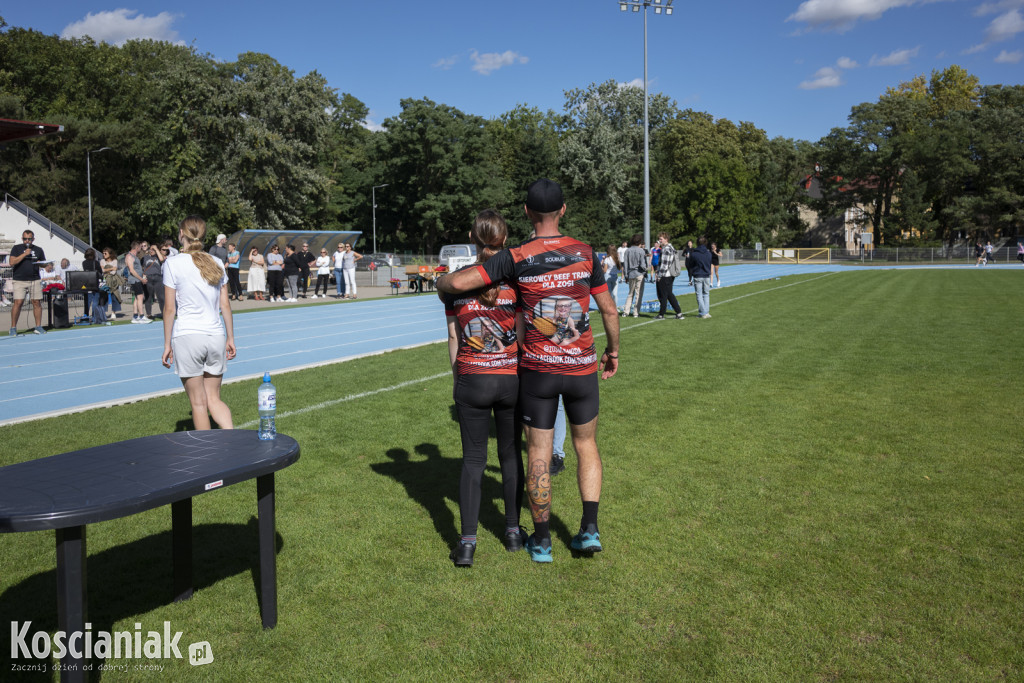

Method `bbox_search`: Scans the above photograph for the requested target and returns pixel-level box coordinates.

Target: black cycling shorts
[518,369,599,430]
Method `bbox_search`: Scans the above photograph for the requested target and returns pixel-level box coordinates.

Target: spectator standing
[1017,241,1023,265]
[225,243,243,301]
[283,245,301,302]
[297,242,316,298]
[161,215,235,430]
[8,230,46,336]
[247,247,266,300]
[622,233,647,318]
[314,248,331,298]
[82,248,108,325]
[266,245,284,302]
[163,239,178,257]
[332,242,347,298]
[142,243,166,318]
[682,239,694,285]
[617,241,627,266]
[125,241,152,324]
[208,233,228,264]
[654,232,684,320]
[99,247,123,320]
[343,244,361,299]
[710,242,723,288]
[687,236,713,319]
[603,243,621,307]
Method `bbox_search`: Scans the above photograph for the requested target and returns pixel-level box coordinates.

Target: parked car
[439,244,477,269]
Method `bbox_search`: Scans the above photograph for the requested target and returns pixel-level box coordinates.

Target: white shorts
[172,334,227,378]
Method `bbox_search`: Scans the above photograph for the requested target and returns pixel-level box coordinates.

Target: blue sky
[3,1,1022,142]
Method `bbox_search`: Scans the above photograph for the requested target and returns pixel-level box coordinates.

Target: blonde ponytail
[179,215,225,287]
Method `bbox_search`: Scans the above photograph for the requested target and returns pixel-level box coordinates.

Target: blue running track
[0,262,1015,425]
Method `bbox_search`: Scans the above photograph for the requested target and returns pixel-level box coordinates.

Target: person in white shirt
[342,244,362,299]
[313,248,331,298]
[161,215,236,430]
[332,243,347,298]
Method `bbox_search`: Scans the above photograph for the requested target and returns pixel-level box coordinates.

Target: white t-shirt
[316,255,331,275]
[162,253,227,338]
[332,249,346,269]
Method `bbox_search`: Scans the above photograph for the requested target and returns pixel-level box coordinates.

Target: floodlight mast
[372,184,389,255]
[617,0,672,250]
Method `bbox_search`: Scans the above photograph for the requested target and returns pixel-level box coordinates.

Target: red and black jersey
[478,234,607,376]
[443,281,519,375]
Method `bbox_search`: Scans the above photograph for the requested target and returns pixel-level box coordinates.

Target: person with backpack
[654,232,684,320]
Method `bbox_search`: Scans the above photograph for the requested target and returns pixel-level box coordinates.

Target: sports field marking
[237,371,451,428]
[245,272,838,427]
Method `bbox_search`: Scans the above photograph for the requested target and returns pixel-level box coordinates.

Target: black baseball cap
[526,178,564,213]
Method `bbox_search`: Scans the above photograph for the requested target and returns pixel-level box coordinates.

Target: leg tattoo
[527,459,551,522]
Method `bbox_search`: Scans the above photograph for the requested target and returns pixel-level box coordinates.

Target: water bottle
[257,372,277,440]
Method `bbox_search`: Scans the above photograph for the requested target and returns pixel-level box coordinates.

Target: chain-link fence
[727,246,1022,264]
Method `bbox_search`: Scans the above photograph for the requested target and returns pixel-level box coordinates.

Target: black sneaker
[550,455,565,476]
[503,527,527,552]
[654,314,665,320]
[449,540,475,567]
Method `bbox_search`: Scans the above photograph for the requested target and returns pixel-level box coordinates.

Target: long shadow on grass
[371,444,517,546]
[0,519,283,681]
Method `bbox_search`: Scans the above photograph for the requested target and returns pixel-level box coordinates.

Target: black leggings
[227,268,242,298]
[267,270,284,299]
[315,274,330,295]
[453,373,523,537]
[657,276,681,315]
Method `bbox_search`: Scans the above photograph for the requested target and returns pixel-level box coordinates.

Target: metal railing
[2,193,92,254]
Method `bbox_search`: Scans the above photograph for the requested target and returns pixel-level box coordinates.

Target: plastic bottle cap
[263,372,271,382]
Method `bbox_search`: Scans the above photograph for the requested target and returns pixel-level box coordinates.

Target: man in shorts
[125,241,151,323]
[8,230,46,336]
[437,178,620,563]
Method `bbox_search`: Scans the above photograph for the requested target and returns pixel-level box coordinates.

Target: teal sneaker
[525,534,553,563]
[570,527,602,553]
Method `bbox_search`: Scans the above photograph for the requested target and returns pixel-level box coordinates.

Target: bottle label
[258,392,276,411]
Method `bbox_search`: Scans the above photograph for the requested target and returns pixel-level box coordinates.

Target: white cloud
[618,78,645,89]
[799,66,843,89]
[362,115,385,133]
[61,9,183,46]
[985,8,1024,42]
[975,0,1024,17]
[787,0,923,32]
[995,48,1023,62]
[432,55,458,70]
[836,56,859,68]
[869,46,920,65]
[469,50,528,75]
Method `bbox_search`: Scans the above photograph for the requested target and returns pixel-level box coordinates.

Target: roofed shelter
[225,229,363,268]
[0,117,64,145]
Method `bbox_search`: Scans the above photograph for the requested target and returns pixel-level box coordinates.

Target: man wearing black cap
[437,178,620,563]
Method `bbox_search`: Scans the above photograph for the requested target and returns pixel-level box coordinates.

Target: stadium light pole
[87,147,111,248]
[619,0,672,250]
[372,183,389,255]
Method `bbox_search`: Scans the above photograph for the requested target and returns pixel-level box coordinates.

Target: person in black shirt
[283,245,302,302]
[9,230,46,336]
[297,242,316,298]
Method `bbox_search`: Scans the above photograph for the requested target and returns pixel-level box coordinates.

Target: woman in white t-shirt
[342,244,362,299]
[313,248,331,298]
[161,215,236,430]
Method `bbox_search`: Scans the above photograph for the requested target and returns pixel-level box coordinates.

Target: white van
[439,244,477,270]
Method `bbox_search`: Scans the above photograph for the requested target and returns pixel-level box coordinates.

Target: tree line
[1,20,1021,253]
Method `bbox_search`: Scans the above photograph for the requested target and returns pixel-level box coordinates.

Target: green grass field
[2,269,1022,681]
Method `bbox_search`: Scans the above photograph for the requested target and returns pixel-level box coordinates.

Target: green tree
[372,98,506,254]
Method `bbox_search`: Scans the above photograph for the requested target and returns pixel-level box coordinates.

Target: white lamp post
[618,0,672,250]
[87,147,111,248]
[372,183,389,255]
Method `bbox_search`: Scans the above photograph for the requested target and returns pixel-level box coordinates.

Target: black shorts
[519,369,599,430]
[130,281,145,296]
